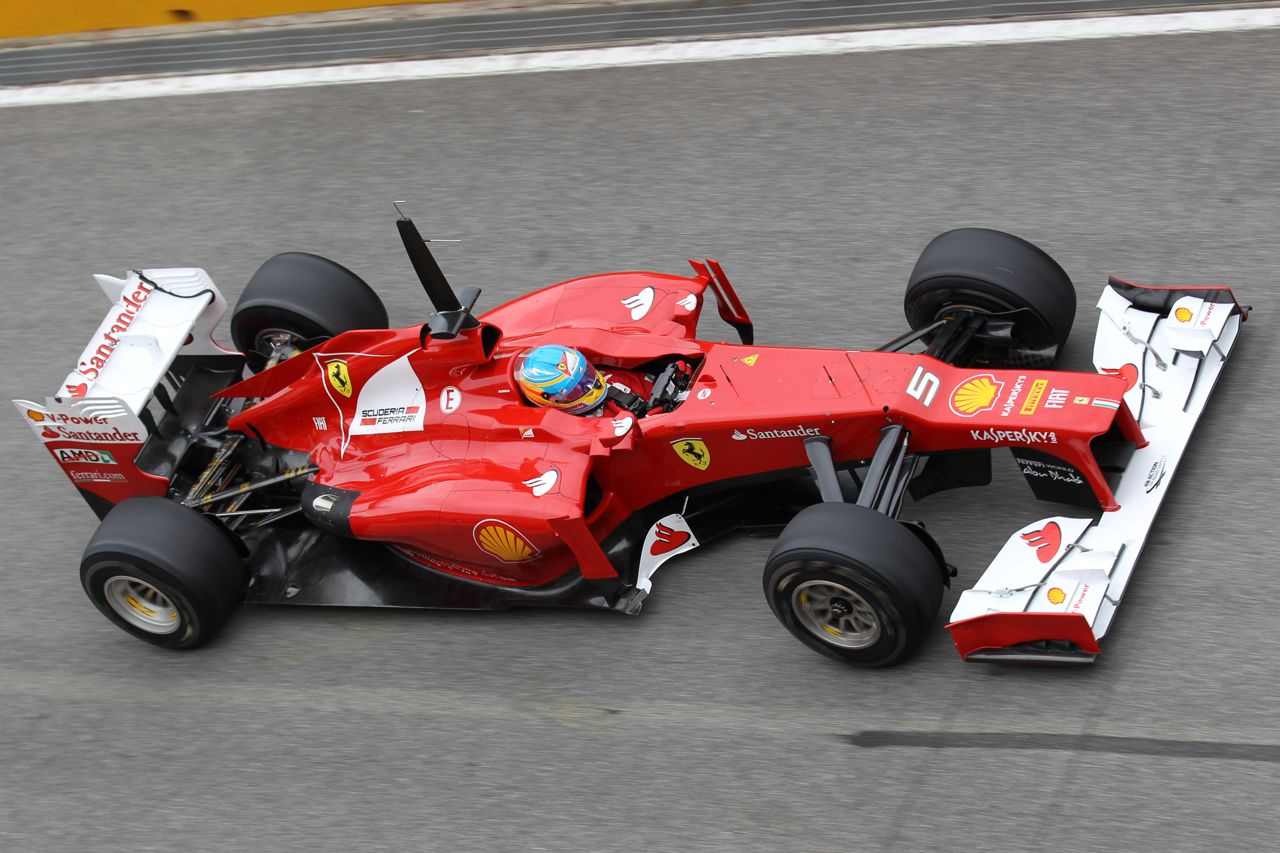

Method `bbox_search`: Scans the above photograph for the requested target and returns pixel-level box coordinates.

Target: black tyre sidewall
[763,503,945,667]
[905,227,1075,350]
[81,497,245,650]
[230,251,389,360]
[765,557,913,667]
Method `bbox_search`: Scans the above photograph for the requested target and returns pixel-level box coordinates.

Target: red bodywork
[219,262,1135,589]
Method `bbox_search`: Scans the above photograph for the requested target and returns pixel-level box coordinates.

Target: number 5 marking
[906,365,940,406]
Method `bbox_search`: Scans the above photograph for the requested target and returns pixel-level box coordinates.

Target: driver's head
[515,345,607,415]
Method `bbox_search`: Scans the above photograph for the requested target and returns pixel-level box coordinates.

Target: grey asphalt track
[0,0,1227,85]
[1,27,1279,853]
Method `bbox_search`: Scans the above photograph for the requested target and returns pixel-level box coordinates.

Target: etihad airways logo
[732,425,822,441]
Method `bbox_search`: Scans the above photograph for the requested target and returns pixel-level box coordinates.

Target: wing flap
[946,277,1245,662]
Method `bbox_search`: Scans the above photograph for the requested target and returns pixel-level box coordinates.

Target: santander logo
[1101,363,1139,391]
[1020,521,1062,564]
[65,278,155,396]
[649,523,691,556]
[621,287,655,321]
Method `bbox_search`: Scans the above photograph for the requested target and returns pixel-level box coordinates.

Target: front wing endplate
[946,278,1246,662]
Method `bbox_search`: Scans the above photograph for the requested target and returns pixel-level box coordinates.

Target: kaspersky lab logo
[732,426,822,441]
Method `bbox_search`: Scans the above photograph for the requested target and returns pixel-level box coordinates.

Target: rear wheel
[81,497,246,649]
[230,252,388,370]
[905,228,1076,360]
[763,503,944,667]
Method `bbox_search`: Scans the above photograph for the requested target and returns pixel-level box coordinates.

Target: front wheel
[81,498,246,649]
[763,503,944,667]
[905,227,1076,363]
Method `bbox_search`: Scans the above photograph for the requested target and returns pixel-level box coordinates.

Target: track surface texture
[2,29,1279,853]
[0,0,1227,85]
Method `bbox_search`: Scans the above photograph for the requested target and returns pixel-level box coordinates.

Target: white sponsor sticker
[971,428,1059,445]
[440,385,462,415]
[350,353,428,436]
[15,398,147,445]
[1020,458,1084,485]
[69,470,127,483]
[522,469,559,497]
[732,425,822,441]
[621,287,655,321]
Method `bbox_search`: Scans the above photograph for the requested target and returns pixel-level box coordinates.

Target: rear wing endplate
[13,269,231,510]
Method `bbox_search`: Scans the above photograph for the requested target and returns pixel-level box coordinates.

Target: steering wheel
[644,362,683,413]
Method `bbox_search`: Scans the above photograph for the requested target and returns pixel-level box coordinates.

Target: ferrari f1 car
[15,215,1247,666]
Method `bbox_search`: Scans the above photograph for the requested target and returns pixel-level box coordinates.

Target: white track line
[3,7,1280,108]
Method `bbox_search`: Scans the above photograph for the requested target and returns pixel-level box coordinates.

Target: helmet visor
[544,367,605,412]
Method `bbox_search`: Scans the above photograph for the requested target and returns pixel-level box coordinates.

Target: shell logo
[1174,306,1193,323]
[26,409,45,422]
[949,374,1004,417]
[1047,587,1067,605]
[473,519,539,563]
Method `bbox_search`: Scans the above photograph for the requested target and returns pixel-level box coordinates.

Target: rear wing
[13,269,233,514]
[946,277,1247,662]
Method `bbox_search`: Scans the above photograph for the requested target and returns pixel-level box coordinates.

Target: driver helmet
[514,345,607,415]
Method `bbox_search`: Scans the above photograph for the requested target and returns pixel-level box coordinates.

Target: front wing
[946,277,1247,662]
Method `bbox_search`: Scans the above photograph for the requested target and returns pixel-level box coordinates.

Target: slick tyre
[230,252,388,369]
[905,227,1076,353]
[763,503,944,667]
[81,497,246,650]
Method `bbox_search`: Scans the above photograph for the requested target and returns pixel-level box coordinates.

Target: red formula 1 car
[15,216,1246,666]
